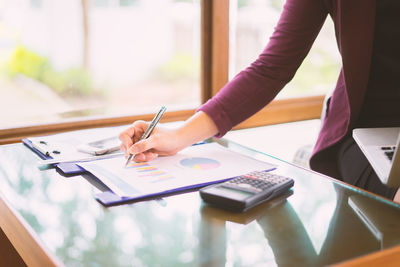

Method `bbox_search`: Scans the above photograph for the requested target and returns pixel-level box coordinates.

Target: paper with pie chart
[180,157,220,170]
[79,142,276,197]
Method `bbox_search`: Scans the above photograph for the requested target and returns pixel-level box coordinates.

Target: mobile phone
[77,136,121,155]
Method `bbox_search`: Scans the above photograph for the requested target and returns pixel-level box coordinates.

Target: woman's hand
[119,121,184,162]
[119,111,219,163]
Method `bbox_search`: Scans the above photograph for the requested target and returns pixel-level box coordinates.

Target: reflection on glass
[0,0,201,128]
[2,141,400,266]
[229,0,341,98]
[199,185,392,266]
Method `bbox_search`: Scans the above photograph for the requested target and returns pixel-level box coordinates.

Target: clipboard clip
[32,140,61,157]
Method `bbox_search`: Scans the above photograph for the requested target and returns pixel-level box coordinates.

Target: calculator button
[224,172,293,193]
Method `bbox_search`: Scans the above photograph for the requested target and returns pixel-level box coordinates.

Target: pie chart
[180,157,220,170]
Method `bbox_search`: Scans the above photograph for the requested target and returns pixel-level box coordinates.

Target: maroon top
[198,0,377,178]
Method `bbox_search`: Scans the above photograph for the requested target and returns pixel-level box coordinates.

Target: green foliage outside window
[4,45,96,97]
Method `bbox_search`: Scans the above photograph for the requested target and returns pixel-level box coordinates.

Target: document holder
[23,138,87,175]
[24,138,277,207]
[94,178,238,206]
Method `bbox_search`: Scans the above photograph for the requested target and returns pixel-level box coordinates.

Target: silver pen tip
[125,155,133,167]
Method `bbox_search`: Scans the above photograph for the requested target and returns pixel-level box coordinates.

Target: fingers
[120,143,128,158]
[128,135,157,155]
[133,152,159,162]
[119,134,133,156]
[119,121,148,154]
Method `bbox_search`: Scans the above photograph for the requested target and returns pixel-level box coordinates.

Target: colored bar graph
[126,161,175,182]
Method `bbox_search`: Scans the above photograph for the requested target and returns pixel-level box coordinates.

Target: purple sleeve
[198,0,328,137]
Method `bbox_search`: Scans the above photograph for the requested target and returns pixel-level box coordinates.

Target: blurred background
[0,0,340,129]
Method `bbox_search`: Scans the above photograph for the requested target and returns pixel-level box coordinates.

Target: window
[0,0,201,130]
[0,0,339,143]
[229,0,341,98]
[226,0,341,129]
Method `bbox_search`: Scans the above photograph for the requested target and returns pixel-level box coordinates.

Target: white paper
[79,142,277,197]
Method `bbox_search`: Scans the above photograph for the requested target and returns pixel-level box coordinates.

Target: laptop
[353,127,400,187]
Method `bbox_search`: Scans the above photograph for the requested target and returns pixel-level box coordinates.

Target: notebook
[353,127,400,187]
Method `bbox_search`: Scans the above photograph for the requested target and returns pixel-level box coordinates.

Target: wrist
[176,111,218,148]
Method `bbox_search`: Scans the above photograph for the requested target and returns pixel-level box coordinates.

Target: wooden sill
[234,95,324,130]
[0,109,196,145]
[334,244,400,267]
[0,96,324,145]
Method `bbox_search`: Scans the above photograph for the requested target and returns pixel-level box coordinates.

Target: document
[79,143,276,197]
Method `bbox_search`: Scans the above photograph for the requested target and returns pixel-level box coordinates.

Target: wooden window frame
[0,0,323,145]
[207,0,324,131]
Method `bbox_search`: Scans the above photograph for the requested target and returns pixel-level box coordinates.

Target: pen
[125,106,167,167]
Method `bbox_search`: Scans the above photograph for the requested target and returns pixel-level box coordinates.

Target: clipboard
[23,138,87,175]
[22,126,128,175]
[78,143,278,206]
[94,177,237,206]
[24,130,278,207]
[94,169,278,206]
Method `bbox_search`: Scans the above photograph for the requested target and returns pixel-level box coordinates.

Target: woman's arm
[120,0,330,161]
[199,0,329,137]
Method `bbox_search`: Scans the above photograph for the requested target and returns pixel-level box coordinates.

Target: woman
[120,0,400,201]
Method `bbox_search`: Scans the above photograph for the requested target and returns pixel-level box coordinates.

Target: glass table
[1,138,400,266]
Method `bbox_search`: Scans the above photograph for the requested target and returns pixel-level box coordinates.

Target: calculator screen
[218,186,253,200]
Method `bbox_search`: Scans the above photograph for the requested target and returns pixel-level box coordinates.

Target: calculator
[199,171,294,212]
